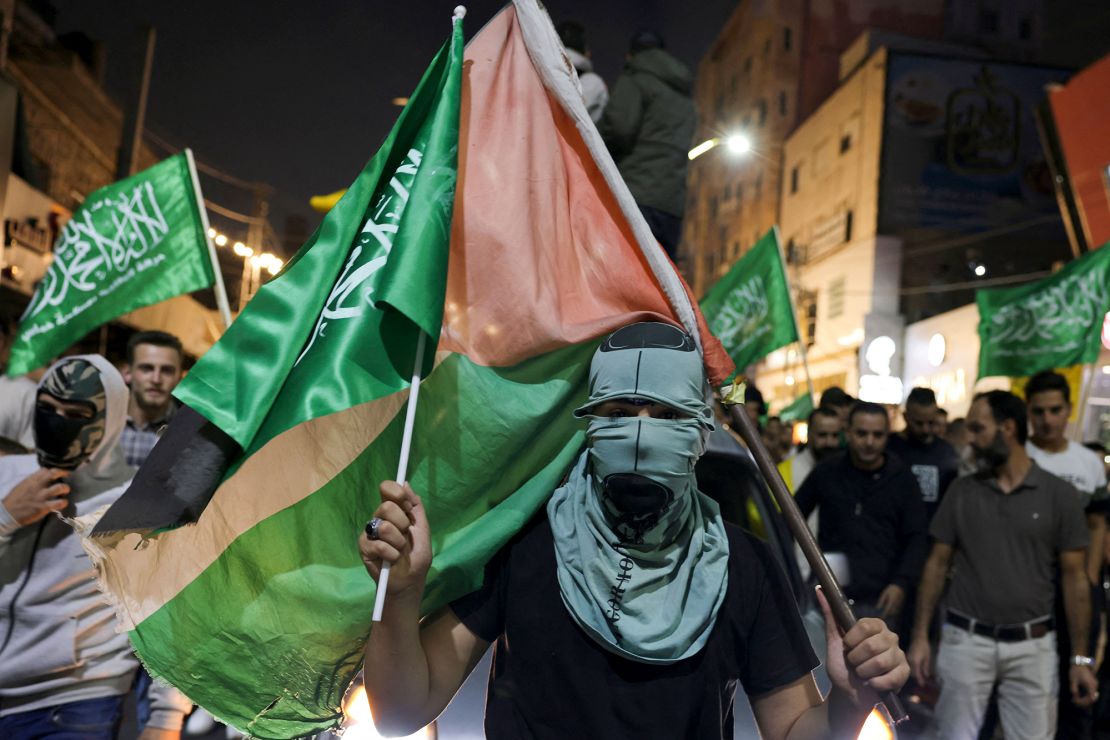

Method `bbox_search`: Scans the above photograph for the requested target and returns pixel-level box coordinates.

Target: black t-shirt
[449,514,819,739]
[885,433,959,520]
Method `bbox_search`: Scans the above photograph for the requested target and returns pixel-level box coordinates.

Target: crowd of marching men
[732,378,1110,739]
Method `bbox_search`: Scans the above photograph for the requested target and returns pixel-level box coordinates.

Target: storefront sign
[859,335,905,403]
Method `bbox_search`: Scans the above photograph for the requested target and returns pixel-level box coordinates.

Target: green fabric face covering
[547,322,729,664]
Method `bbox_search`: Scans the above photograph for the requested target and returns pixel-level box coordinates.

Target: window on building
[783,27,793,52]
[790,166,799,194]
[839,133,852,154]
[785,238,797,264]
[729,74,738,93]
[732,241,741,259]
[744,56,752,74]
[845,210,854,242]
[800,290,817,347]
[736,183,744,206]
[828,277,846,319]
[757,99,768,126]
[723,183,732,201]
[779,91,788,116]
[763,37,771,56]
[1019,17,1033,40]
[978,9,999,33]
[719,226,727,253]
[755,171,763,198]
[709,196,719,220]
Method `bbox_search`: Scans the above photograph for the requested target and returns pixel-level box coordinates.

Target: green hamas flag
[7,151,213,375]
[171,25,459,459]
[700,229,798,372]
[977,245,1110,378]
[779,393,813,422]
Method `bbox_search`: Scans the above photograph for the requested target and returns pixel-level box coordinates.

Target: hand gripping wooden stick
[721,387,908,726]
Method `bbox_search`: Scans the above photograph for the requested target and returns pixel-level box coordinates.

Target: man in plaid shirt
[119,331,183,469]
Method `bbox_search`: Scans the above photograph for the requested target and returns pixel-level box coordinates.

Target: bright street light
[688,133,753,160]
[725,134,751,154]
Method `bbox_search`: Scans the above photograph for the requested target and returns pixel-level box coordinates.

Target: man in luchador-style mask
[0,356,190,739]
[359,322,908,739]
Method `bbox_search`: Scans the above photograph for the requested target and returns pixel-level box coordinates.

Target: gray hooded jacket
[0,355,190,728]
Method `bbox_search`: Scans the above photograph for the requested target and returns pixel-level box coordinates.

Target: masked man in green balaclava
[359,322,908,739]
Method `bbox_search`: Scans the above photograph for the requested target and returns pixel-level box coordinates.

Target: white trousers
[933,624,1058,740]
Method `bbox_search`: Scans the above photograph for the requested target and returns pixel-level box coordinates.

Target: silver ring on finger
[365,517,383,541]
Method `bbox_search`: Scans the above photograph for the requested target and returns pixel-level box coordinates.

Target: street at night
[0,1,1109,739]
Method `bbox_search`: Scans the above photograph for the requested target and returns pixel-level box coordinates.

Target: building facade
[0,1,234,361]
[760,37,1074,411]
[682,0,947,297]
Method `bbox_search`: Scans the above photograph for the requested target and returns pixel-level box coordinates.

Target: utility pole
[116,26,156,179]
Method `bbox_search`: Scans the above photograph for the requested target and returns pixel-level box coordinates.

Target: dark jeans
[638,205,682,261]
[133,667,153,729]
[0,695,123,740]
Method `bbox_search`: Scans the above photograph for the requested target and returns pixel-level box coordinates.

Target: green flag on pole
[977,245,1110,378]
[171,32,459,455]
[700,229,798,372]
[6,151,214,375]
[779,392,814,422]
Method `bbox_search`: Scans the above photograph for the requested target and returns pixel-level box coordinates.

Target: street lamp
[688,133,753,161]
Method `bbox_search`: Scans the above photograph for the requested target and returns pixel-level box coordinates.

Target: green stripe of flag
[130,344,593,738]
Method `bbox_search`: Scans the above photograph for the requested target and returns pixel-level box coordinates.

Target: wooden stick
[724,399,909,725]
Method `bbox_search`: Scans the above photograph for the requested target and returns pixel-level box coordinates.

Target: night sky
[49,0,738,252]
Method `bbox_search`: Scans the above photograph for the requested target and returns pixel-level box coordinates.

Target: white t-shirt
[1026,440,1108,507]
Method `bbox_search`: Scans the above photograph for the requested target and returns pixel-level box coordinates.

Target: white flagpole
[185,148,233,329]
[373,331,428,622]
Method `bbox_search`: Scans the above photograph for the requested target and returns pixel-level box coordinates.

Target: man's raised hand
[2,468,71,527]
[358,481,432,599]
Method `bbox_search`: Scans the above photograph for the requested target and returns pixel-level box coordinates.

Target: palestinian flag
[83,3,732,738]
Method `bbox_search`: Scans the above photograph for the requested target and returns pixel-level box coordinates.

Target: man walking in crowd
[945,416,978,477]
[557,21,608,123]
[120,331,184,470]
[818,386,854,425]
[1024,370,1109,739]
[0,356,190,739]
[779,406,843,493]
[358,322,908,739]
[781,405,844,581]
[796,402,927,633]
[932,407,949,440]
[118,330,191,732]
[908,390,1097,740]
[887,387,960,521]
[762,415,789,463]
[599,32,695,260]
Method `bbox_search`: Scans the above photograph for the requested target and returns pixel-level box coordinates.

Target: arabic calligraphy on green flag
[699,229,798,373]
[7,151,213,375]
[977,245,1110,378]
